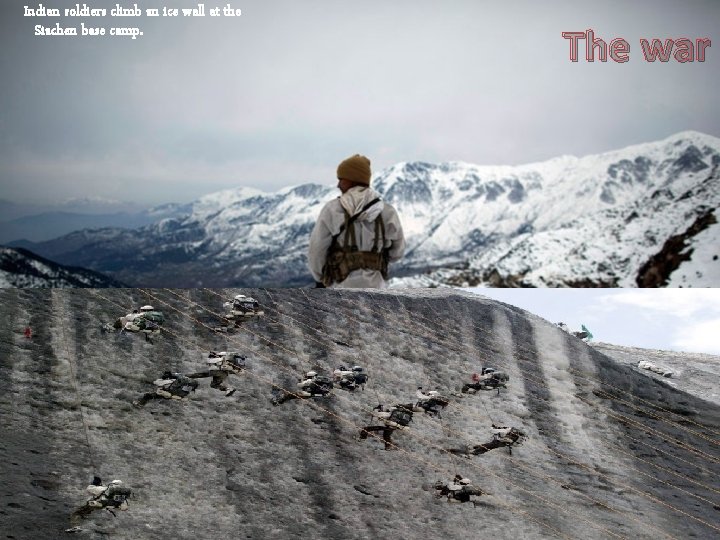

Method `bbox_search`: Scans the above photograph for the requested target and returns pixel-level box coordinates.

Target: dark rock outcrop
[636,210,717,287]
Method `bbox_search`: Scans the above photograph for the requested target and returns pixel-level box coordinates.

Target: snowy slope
[439,164,719,287]
[13,131,720,287]
[0,247,125,288]
[591,341,720,406]
[1,288,718,539]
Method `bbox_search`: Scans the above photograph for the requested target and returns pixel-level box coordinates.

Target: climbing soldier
[637,360,673,377]
[333,365,369,391]
[187,351,247,396]
[223,294,263,326]
[434,475,484,504]
[104,305,165,342]
[448,424,527,457]
[482,424,526,455]
[359,403,413,450]
[68,477,131,529]
[308,154,405,288]
[133,370,198,407]
[462,367,509,395]
[271,370,334,405]
[415,387,450,417]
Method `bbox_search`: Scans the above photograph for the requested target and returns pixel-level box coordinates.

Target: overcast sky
[1,0,718,205]
[470,288,720,356]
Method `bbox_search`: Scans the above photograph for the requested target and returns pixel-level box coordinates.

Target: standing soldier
[308,154,405,288]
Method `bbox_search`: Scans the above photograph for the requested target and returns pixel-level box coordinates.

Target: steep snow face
[372,161,541,261]
[448,165,719,287]
[376,132,717,264]
[12,131,720,287]
[197,184,336,262]
[0,247,124,288]
[1,289,718,539]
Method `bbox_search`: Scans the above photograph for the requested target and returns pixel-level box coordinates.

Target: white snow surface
[591,341,720,406]
[191,186,265,219]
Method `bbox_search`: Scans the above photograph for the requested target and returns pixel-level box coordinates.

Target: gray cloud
[1,0,718,205]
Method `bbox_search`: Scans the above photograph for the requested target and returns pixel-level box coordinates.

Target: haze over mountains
[1,288,718,539]
[5,131,719,287]
[0,199,192,244]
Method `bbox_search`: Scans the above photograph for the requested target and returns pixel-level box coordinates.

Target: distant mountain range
[0,200,192,243]
[5,131,719,287]
[0,247,125,288]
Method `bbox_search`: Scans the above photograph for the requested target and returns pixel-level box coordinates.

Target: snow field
[1,288,718,539]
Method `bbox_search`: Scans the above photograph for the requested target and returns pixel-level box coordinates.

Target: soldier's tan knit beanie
[337,154,371,185]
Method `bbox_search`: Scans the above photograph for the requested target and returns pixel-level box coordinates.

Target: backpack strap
[332,197,382,243]
[371,214,386,252]
[342,209,359,252]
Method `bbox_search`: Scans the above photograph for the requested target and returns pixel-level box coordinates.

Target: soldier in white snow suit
[187,351,247,396]
[637,360,673,377]
[462,368,509,394]
[308,154,405,288]
[105,306,164,342]
[449,424,527,456]
[415,387,449,417]
[110,305,156,330]
[133,371,198,407]
[69,477,131,526]
[434,475,484,503]
[222,295,263,325]
[333,365,368,391]
[271,371,333,405]
[359,403,413,450]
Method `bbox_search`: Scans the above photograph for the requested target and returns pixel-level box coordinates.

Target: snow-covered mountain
[388,131,719,287]
[13,131,720,287]
[0,247,125,288]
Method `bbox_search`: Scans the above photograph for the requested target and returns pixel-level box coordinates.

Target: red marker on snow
[24,327,32,339]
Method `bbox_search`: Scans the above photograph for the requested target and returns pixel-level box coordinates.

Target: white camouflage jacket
[307,186,405,288]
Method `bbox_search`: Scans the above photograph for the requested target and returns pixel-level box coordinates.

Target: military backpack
[321,198,389,287]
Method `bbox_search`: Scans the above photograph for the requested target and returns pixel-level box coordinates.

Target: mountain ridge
[8,131,720,287]
[0,246,126,288]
